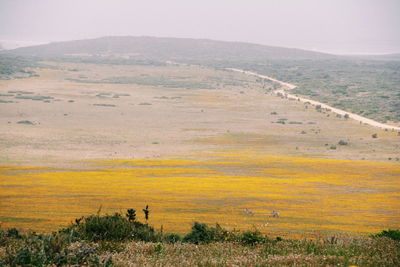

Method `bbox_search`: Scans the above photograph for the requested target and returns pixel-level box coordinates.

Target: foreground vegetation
[1,210,399,266]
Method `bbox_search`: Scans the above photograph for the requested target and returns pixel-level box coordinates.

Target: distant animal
[271,210,280,218]
[244,208,254,216]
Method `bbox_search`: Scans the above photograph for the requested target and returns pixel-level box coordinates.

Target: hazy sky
[0,0,399,54]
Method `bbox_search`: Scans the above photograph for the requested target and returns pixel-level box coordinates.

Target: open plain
[1,62,399,237]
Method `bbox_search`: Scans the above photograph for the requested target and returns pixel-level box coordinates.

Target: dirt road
[228,68,400,131]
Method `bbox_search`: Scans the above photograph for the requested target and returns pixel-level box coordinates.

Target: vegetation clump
[338,140,348,146]
[373,229,400,241]
[63,212,157,242]
[17,120,34,125]
[182,222,236,244]
[0,210,399,266]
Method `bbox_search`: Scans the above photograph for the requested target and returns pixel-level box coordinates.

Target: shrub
[2,232,74,266]
[372,133,378,138]
[374,229,400,241]
[62,212,157,242]
[182,222,237,244]
[17,120,34,125]
[130,221,157,242]
[209,223,232,242]
[153,243,164,253]
[240,230,266,245]
[126,209,136,222]
[338,140,348,146]
[183,222,214,244]
[65,213,133,241]
[6,228,21,239]
[165,233,181,243]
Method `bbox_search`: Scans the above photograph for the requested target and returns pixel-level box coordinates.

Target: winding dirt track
[228,68,400,131]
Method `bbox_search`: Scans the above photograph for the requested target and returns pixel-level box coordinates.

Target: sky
[0,0,399,54]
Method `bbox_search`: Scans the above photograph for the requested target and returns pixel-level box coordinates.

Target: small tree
[126,209,136,222]
[143,205,150,223]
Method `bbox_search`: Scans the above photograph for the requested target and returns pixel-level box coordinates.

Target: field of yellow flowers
[1,151,399,237]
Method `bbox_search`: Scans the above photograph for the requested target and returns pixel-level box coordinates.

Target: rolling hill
[2,36,334,62]
[2,36,400,123]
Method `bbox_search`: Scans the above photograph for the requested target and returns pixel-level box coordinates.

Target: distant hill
[3,36,335,63]
[2,36,399,124]
[359,53,400,61]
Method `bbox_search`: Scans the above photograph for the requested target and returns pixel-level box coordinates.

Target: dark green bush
[62,212,157,242]
[183,222,237,244]
[126,208,136,222]
[130,221,157,242]
[209,223,232,242]
[338,140,348,146]
[64,213,133,241]
[183,222,214,244]
[6,228,21,239]
[374,229,400,241]
[240,230,266,245]
[165,233,181,243]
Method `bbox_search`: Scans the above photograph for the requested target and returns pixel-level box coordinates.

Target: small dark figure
[126,208,136,222]
[75,216,83,225]
[143,205,150,222]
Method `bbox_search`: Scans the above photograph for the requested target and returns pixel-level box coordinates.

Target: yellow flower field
[1,152,399,238]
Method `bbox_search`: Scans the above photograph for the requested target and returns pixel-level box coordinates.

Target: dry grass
[110,237,400,266]
[1,62,399,165]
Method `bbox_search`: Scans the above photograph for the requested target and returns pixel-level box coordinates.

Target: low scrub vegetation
[0,55,40,79]
[0,210,399,266]
[244,58,400,123]
[373,229,400,241]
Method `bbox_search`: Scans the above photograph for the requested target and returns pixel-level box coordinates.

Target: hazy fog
[0,0,399,54]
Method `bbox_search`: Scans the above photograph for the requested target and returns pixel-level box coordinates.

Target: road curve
[228,68,400,131]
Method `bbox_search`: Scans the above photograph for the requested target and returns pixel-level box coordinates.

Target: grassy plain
[0,62,399,237]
